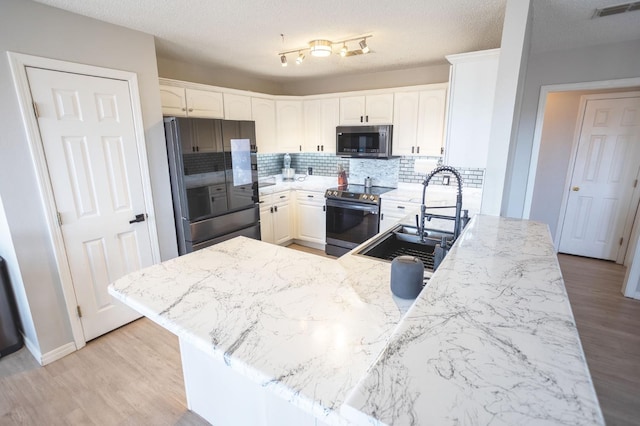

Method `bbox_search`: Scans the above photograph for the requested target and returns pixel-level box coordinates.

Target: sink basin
[357,224,450,273]
[393,225,453,245]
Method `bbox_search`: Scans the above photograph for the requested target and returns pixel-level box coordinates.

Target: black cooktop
[325,185,395,204]
[326,184,395,196]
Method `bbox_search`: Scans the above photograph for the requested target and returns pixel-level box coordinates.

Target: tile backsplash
[257,153,484,188]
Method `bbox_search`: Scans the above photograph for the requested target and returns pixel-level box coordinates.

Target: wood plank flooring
[558,254,640,426]
[0,318,207,425]
[0,249,637,425]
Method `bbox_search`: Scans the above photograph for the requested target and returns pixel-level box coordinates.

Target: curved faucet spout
[419,166,464,243]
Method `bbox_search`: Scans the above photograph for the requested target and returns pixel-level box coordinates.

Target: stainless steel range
[324,184,395,257]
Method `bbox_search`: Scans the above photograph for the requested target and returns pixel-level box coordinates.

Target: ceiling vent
[593,1,640,18]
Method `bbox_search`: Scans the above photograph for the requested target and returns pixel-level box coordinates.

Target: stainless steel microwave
[336,125,393,158]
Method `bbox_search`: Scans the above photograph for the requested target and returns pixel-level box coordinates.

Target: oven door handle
[326,199,379,214]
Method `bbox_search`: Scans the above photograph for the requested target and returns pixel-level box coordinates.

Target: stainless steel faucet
[418,166,468,244]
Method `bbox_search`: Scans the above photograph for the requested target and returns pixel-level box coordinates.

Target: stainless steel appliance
[165,117,260,255]
[336,125,393,158]
[324,184,394,256]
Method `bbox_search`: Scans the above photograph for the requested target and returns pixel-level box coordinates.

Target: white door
[559,96,640,261]
[27,67,154,341]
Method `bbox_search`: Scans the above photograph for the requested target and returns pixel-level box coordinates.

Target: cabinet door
[303,100,321,152]
[339,96,365,125]
[445,50,499,167]
[251,98,277,153]
[224,93,252,120]
[365,93,394,124]
[302,98,339,153]
[160,85,187,116]
[185,88,224,118]
[392,92,420,155]
[297,202,326,243]
[259,205,274,243]
[276,100,304,154]
[416,88,447,156]
[274,202,292,244]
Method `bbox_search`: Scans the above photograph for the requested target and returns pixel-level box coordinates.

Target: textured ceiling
[31,0,640,83]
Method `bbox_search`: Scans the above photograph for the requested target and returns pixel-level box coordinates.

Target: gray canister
[390,256,424,299]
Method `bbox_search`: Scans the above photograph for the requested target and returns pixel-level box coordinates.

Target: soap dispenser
[283,153,291,169]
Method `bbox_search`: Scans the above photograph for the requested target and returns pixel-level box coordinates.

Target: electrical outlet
[442,175,450,185]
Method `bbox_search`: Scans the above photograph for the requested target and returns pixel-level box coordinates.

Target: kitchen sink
[356,224,453,274]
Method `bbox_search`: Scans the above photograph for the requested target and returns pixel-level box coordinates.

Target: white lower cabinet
[380,200,420,232]
[295,191,326,245]
[260,191,292,245]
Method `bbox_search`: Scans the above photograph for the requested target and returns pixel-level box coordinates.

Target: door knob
[129,213,146,224]
[572,186,580,192]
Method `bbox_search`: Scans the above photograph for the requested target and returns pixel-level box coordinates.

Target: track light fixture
[277,34,372,67]
[340,43,347,57]
[359,38,369,54]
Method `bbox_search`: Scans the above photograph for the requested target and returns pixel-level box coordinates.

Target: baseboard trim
[21,333,42,365]
[40,342,77,365]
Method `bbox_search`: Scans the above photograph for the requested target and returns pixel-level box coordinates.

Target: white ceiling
[32,0,640,84]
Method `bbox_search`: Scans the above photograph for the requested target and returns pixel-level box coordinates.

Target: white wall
[481,0,532,216]
[157,55,450,96]
[0,195,39,353]
[0,0,177,356]
[503,39,640,219]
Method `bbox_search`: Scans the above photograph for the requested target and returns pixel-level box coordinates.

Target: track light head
[359,39,369,54]
[340,43,347,57]
[280,55,287,67]
[296,52,305,64]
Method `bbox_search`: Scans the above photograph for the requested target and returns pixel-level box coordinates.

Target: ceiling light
[309,39,332,57]
[277,34,372,67]
[359,39,369,54]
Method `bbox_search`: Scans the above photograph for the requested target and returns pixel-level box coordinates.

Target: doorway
[558,94,640,262]
[8,53,161,350]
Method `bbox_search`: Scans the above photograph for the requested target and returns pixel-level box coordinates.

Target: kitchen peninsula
[108,215,604,425]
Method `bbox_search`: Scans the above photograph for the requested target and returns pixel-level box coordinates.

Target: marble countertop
[342,215,603,425]
[108,215,603,425]
[258,174,336,195]
[108,237,411,425]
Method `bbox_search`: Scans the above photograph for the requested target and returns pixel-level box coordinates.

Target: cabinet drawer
[296,191,324,204]
[381,200,420,215]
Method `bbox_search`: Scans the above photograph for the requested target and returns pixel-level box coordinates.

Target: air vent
[593,1,640,18]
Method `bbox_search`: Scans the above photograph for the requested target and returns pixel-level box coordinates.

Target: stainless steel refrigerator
[164,117,261,255]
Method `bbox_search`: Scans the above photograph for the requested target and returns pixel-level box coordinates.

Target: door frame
[7,52,161,350]
[555,92,640,264]
[524,77,640,223]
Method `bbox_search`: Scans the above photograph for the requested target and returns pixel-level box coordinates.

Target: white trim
[523,77,640,219]
[552,95,589,248]
[40,342,77,366]
[21,332,42,365]
[7,52,161,351]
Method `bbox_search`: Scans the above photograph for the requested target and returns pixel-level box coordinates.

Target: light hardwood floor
[558,254,640,426]
[1,250,637,425]
[0,318,207,425]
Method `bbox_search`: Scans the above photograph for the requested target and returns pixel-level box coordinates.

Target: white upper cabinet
[159,85,188,116]
[185,88,224,118]
[251,97,277,154]
[223,93,252,120]
[444,48,500,168]
[303,98,339,153]
[276,100,304,154]
[160,84,224,118]
[393,86,447,157]
[339,93,394,125]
